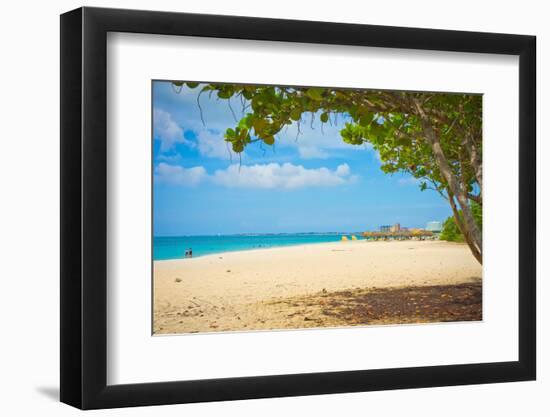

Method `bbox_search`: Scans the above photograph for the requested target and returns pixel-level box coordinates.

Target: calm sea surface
[153,233,360,260]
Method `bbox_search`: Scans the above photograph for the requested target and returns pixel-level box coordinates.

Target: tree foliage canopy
[173,81,483,263]
[440,201,482,243]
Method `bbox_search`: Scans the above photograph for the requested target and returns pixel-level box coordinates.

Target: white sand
[153,240,482,334]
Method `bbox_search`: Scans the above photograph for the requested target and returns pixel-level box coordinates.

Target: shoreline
[153,240,482,334]
[153,237,454,262]
[154,238,354,262]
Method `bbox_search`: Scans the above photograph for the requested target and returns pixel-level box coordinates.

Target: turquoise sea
[153,233,359,260]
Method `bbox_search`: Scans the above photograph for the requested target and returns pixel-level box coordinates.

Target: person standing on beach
[189,248,193,258]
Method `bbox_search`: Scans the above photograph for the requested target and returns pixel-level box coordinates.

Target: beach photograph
[152,81,483,335]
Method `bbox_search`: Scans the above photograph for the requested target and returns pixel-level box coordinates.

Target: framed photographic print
[60,7,536,409]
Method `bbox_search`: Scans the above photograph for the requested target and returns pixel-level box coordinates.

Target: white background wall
[0,0,546,415]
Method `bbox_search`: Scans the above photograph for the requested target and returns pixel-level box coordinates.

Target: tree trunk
[464,133,483,191]
[446,187,482,264]
[413,100,482,263]
[426,130,482,257]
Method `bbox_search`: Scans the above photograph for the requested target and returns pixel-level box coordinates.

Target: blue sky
[153,81,451,236]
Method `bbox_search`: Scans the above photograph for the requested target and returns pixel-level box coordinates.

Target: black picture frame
[60,6,536,410]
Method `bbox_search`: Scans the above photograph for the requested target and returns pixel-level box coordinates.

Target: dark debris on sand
[320,282,482,324]
[270,281,482,326]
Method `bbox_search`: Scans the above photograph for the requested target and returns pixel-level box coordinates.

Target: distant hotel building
[426,221,443,233]
[378,222,440,236]
[380,223,401,233]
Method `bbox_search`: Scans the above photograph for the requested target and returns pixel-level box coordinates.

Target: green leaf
[306,88,324,101]
[320,112,329,123]
[232,142,244,153]
[218,90,233,99]
[238,128,249,141]
[253,118,268,133]
[251,97,264,113]
[239,114,254,129]
[359,114,372,127]
[186,82,199,89]
[290,108,302,121]
[397,137,412,147]
[245,116,255,128]
[262,136,275,145]
[224,128,236,139]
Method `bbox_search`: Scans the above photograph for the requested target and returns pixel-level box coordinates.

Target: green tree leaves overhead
[172,81,483,263]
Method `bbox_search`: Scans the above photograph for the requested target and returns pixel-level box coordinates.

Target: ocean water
[153,233,358,260]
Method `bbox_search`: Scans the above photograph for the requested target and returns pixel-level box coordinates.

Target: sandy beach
[153,240,482,334]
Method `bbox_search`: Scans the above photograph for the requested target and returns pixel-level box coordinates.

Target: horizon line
[153,226,442,238]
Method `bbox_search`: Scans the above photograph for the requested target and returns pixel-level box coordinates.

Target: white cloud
[277,114,372,159]
[212,162,356,190]
[154,109,193,152]
[196,130,235,160]
[335,164,351,177]
[156,85,373,161]
[398,177,421,186]
[154,162,207,186]
[156,153,182,163]
[153,107,236,160]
